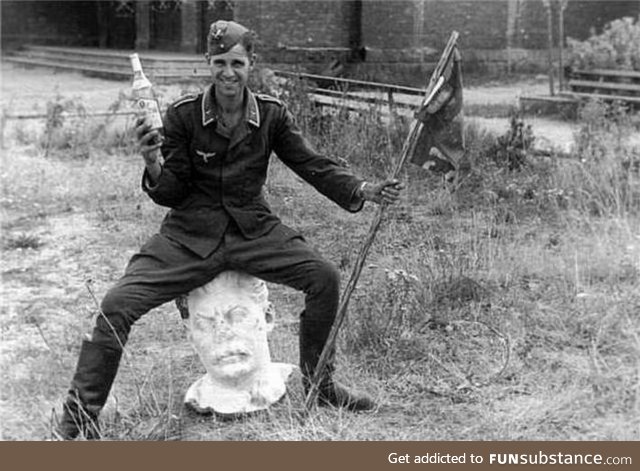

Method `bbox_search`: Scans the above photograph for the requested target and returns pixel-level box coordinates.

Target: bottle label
[136,98,163,130]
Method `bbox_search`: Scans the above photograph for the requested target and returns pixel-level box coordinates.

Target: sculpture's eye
[194,314,214,331]
[226,307,250,325]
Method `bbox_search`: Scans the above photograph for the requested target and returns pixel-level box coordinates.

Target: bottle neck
[130,54,151,89]
[130,54,142,70]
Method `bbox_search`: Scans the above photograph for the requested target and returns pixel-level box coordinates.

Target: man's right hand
[135,116,163,185]
[135,116,163,165]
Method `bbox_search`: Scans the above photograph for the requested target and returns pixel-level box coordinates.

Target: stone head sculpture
[178,271,295,416]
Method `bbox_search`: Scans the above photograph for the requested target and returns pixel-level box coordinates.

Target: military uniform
[94,85,365,350]
[143,86,363,258]
[57,20,374,441]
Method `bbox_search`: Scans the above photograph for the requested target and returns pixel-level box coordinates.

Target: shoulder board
[256,93,284,106]
[172,94,199,108]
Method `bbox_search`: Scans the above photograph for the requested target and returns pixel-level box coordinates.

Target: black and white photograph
[1,0,639,447]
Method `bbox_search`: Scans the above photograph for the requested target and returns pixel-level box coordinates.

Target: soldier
[57,20,404,440]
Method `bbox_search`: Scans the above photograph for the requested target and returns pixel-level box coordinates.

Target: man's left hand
[361,179,405,205]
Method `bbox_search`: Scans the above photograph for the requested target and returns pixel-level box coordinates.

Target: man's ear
[264,302,275,332]
[204,52,211,64]
[249,53,257,68]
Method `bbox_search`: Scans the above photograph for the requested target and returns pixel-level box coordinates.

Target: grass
[0,81,639,440]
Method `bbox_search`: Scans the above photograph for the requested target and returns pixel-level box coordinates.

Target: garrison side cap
[207,20,250,55]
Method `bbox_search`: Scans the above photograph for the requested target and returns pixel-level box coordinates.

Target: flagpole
[304,31,460,412]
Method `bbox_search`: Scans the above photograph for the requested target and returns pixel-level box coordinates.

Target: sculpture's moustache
[211,346,251,364]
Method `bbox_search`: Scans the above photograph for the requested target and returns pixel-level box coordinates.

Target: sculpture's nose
[215,318,233,338]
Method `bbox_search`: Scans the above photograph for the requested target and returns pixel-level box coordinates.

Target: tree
[558,0,569,91]
[542,0,555,95]
[542,0,570,95]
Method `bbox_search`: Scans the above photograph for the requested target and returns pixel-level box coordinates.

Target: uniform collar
[202,85,260,128]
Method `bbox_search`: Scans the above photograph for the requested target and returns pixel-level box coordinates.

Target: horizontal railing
[566,68,640,104]
[273,70,426,114]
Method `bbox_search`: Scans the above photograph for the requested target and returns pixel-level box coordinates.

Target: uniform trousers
[94,220,340,353]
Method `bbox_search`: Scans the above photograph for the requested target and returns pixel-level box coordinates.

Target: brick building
[2,0,639,73]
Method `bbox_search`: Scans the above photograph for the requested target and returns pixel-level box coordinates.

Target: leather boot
[56,340,122,440]
[299,312,376,412]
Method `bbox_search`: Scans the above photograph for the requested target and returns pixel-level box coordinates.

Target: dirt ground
[2,61,637,441]
[0,62,574,397]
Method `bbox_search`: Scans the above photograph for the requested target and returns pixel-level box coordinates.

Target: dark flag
[411,42,464,177]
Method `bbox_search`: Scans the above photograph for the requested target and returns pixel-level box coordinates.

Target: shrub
[567,16,640,71]
[487,114,535,171]
[16,93,137,159]
[2,232,43,250]
[553,100,640,216]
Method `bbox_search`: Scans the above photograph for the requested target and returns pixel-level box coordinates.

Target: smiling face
[187,273,273,386]
[206,44,253,102]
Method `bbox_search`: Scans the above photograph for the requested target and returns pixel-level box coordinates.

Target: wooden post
[506,0,520,75]
[387,89,396,116]
[558,0,568,91]
[348,0,364,62]
[413,0,425,64]
[543,0,555,96]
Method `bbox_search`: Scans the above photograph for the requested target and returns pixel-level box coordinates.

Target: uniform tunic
[94,86,366,350]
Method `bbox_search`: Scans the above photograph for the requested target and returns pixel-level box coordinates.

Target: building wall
[235,0,355,48]
[361,0,640,64]
[361,0,510,63]
[232,0,359,69]
[1,0,101,48]
[2,0,639,71]
[509,0,640,49]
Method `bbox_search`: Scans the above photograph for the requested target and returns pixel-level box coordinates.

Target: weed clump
[2,232,43,250]
[555,100,640,216]
[12,92,136,159]
[487,114,535,171]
